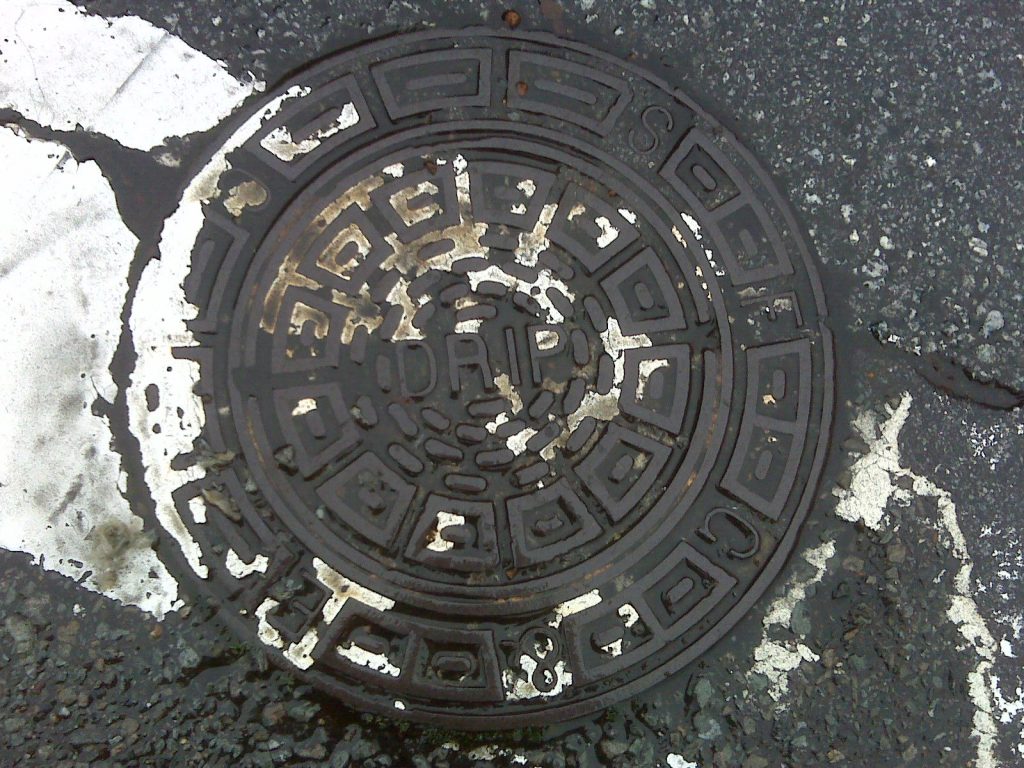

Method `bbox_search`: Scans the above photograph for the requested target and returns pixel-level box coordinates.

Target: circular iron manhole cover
[125,29,833,728]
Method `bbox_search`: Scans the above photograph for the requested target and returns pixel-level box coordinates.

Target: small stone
[598,739,629,760]
[886,542,907,564]
[977,343,998,364]
[502,9,522,29]
[694,712,722,739]
[982,309,1004,337]
[295,740,328,761]
[790,603,812,636]
[273,444,298,474]
[842,556,866,574]
[693,677,715,708]
[350,738,379,761]
[261,702,287,727]
[56,687,78,706]
[178,647,200,671]
[286,699,320,723]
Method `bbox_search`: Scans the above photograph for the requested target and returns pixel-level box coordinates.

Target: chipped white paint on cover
[0,0,259,151]
[467,264,573,325]
[503,653,573,701]
[594,215,619,248]
[336,644,401,677]
[223,180,268,217]
[314,557,395,618]
[290,557,397,670]
[502,630,570,701]
[261,101,359,161]
[515,203,558,267]
[128,88,303,581]
[550,589,602,628]
[291,397,318,417]
[188,496,207,525]
[283,628,320,670]
[486,374,525,435]
[255,598,285,648]
[666,756,700,768]
[0,126,181,618]
[502,589,602,700]
[674,213,725,303]
[255,557,395,670]
[225,549,269,579]
[389,180,442,226]
[426,512,466,553]
[567,318,652,432]
[600,603,643,657]
[636,358,670,399]
[619,603,641,627]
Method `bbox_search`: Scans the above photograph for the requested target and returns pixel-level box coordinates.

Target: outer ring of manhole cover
[125,29,834,728]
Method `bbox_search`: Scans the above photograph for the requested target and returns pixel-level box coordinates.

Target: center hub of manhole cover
[126,29,833,728]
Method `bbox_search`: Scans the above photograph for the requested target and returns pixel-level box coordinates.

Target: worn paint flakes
[260,101,359,161]
[128,88,302,583]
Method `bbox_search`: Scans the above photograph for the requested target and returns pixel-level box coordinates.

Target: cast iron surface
[152,29,833,728]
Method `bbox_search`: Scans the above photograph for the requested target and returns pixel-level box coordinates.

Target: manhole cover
[126,29,833,728]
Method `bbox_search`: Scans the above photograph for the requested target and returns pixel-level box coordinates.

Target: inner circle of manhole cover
[126,29,833,728]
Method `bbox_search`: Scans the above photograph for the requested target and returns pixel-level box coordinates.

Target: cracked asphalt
[0,1,1022,766]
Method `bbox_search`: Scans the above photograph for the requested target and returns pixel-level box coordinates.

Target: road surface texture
[0,1,1021,767]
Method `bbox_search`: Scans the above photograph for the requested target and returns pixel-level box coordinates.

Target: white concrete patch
[0,126,181,617]
[666,756,700,768]
[0,0,259,151]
